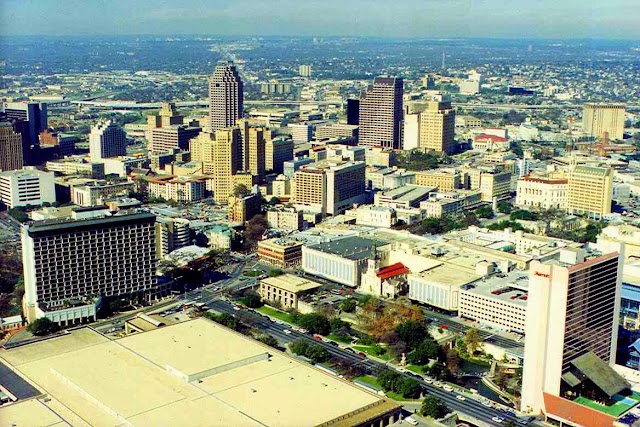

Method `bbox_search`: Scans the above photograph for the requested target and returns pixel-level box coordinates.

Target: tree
[497,201,513,214]
[289,339,310,356]
[241,291,263,308]
[425,362,448,380]
[27,318,60,336]
[421,396,448,419]
[395,321,428,350]
[340,298,357,313]
[377,369,402,391]
[233,183,250,198]
[330,317,352,333]
[298,313,331,335]
[510,209,538,221]
[407,340,440,366]
[245,215,269,242]
[268,269,284,277]
[306,344,329,363]
[465,328,482,355]
[269,196,280,205]
[445,348,461,376]
[397,377,421,398]
[475,205,495,219]
[205,312,238,330]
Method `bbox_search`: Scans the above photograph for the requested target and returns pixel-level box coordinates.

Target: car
[329,341,339,346]
[423,377,433,384]
[403,416,419,426]
[481,400,492,407]
[299,328,309,334]
[433,381,442,388]
[344,347,356,354]
[283,329,291,334]
[313,335,323,341]
[442,384,453,392]
[456,395,466,401]
[492,417,504,423]
[406,372,422,380]
[357,352,366,358]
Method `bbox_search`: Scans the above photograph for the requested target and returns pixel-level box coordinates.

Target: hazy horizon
[1,0,639,40]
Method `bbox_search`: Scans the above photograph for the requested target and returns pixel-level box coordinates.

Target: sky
[1,0,638,39]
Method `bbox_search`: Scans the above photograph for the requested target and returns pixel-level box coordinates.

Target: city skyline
[1,0,639,40]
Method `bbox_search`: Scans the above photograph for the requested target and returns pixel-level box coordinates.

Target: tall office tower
[358,76,403,149]
[567,165,613,220]
[2,102,48,155]
[155,216,191,259]
[582,103,625,141]
[89,120,127,161]
[265,138,294,174]
[0,122,24,171]
[419,99,456,154]
[238,120,266,181]
[0,167,55,208]
[521,247,627,424]
[208,63,243,132]
[299,64,312,78]
[347,99,360,125]
[421,74,436,90]
[150,124,201,154]
[21,212,159,325]
[210,128,241,203]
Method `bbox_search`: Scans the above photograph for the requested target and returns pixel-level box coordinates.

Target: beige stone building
[582,103,625,141]
[516,175,568,210]
[259,274,321,310]
[567,165,613,219]
[257,238,303,268]
[418,99,456,154]
[415,169,461,191]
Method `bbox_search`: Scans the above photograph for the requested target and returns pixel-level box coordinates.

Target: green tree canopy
[27,318,60,336]
[298,313,331,335]
[464,328,482,355]
[395,321,428,350]
[407,339,440,366]
[421,395,448,419]
[340,298,357,313]
[241,291,263,308]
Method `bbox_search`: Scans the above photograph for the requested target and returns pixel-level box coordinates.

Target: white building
[288,123,313,143]
[267,208,303,231]
[148,177,206,202]
[408,265,481,311]
[89,120,127,161]
[0,167,55,208]
[403,113,420,150]
[515,175,568,210]
[354,205,397,228]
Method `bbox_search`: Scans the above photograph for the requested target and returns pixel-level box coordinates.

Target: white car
[456,395,466,401]
[403,416,419,426]
[482,400,492,407]
[283,329,291,334]
[492,417,504,423]
[423,377,433,384]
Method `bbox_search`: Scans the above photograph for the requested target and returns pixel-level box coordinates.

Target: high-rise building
[2,102,48,160]
[294,160,366,215]
[209,63,243,132]
[238,120,266,181]
[346,99,360,125]
[228,193,262,224]
[21,212,159,324]
[299,64,312,78]
[582,103,625,141]
[288,123,313,143]
[204,128,241,203]
[567,165,613,219]
[358,76,403,149]
[0,121,24,171]
[265,138,294,174]
[150,124,201,154]
[89,120,127,161]
[419,99,456,154]
[521,247,627,423]
[0,167,55,208]
[155,216,191,259]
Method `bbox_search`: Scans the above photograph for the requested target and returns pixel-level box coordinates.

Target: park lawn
[406,364,425,374]
[327,333,353,344]
[353,345,392,361]
[256,306,294,323]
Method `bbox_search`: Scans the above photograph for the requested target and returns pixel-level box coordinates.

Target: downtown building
[209,63,243,132]
[21,212,160,325]
[567,165,613,220]
[2,102,47,164]
[582,103,625,141]
[0,121,24,172]
[0,167,55,208]
[418,98,456,154]
[89,120,127,161]
[358,76,403,149]
[521,245,632,426]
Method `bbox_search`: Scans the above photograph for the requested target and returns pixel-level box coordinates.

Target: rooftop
[0,319,396,426]
[260,274,322,294]
[25,212,156,236]
[308,236,386,260]
[461,271,530,307]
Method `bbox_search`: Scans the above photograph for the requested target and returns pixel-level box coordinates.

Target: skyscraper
[521,247,626,423]
[209,63,243,132]
[347,99,360,125]
[239,120,266,181]
[358,76,403,149]
[0,121,24,171]
[21,212,159,325]
[89,120,127,161]
[299,64,312,78]
[2,102,47,164]
[582,103,625,141]
[192,128,242,203]
[419,98,456,154]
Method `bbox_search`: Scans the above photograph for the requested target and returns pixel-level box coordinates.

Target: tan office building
[567,165,613,219]
[259,273,321,309]
[419,100,456,154]
[415,169,461,191]
[239,120,266,181]
[0,122,24,172]
[191,128,240,203]
[582,103,625,141]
